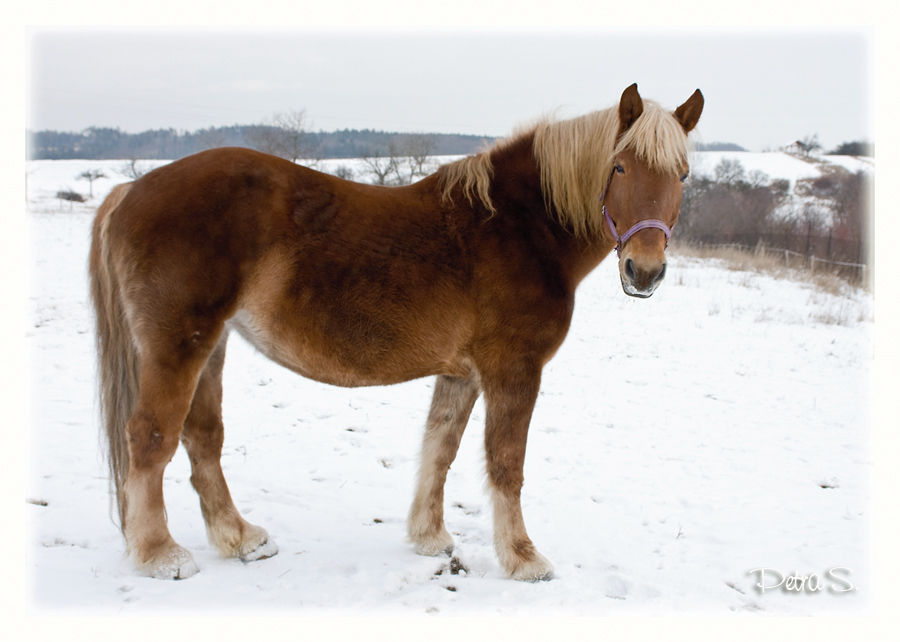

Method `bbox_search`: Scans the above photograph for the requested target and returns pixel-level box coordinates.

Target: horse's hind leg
[407,374,480,556]
[180,333,277,562]
[122,330,226,579]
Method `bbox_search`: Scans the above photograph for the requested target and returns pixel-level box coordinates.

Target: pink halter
[603,205,673,259]
[600,168,674,258]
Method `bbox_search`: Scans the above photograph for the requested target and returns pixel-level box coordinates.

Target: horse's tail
[89,182,137,531]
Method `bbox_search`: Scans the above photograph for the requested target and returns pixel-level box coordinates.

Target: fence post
[784,249,789,265]
[809,255,816,273]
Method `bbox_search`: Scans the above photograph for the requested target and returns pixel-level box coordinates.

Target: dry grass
[669,242,867,297]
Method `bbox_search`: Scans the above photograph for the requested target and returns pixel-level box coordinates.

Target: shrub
[55,189,85,203]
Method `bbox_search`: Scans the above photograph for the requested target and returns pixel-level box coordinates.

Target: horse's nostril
[653,263,667,285]
[624,258,636,282]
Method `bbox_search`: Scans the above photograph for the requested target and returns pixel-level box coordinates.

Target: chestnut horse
[90,84,703,581]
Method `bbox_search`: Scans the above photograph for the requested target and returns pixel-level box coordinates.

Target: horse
[89,83,703,581]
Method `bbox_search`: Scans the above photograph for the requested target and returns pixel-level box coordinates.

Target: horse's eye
[615,164,625,174]
[679,173,688,183]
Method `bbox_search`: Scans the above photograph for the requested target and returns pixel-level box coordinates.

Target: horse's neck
[489,133,544,213]
[489,135,616,290]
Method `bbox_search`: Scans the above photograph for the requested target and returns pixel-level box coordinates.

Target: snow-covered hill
[690,151,873,189]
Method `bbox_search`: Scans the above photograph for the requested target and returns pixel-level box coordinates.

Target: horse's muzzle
[620,259,666,298]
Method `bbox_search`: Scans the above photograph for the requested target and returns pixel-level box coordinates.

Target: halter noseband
[603,205,673,259]
[600,170,674,259]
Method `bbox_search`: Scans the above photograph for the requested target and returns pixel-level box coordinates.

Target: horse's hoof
[507,552,555,582]
[414,542,454,557]
[240,536,279,562]
[410,530,454,557]
[143,544,200,580]
[210,521,278,561]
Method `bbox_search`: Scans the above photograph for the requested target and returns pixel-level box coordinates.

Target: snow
[25,158,874,616]
[690,151,873,189]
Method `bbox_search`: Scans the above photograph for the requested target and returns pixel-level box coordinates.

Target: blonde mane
[438,100,693,238]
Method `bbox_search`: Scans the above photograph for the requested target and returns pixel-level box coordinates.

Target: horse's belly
[230,241,477,387]
[227,304,472,389]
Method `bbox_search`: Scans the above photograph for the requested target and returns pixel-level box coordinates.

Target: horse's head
[603,84,703,298]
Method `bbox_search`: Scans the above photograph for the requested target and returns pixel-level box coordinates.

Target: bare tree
[247,109,321,165]
[360,141,403,185]
[800,202,825,256]
[359,135,437,186]
[807,169,870,265]
[76,169,107,197]
[400,134,437,184]
[679,159,787,246]
[747,169,771,189]
[331,164,356,181]
[713,158,746,185]
[118,159,150,180]
[795,134,821,157]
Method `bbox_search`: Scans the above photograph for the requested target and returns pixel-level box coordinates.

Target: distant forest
[27,124,749,161]
[27,126,498,161]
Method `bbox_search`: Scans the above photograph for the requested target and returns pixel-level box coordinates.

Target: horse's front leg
[482,363,554,581]
[408,374,480,556]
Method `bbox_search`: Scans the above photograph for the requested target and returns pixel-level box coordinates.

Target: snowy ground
[25,159,875,617]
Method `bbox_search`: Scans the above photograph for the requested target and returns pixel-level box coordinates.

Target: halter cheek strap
[603,205,673,259]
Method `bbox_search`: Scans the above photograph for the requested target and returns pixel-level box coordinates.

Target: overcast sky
[28,27,871,152]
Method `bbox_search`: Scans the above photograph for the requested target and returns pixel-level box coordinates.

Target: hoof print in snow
[449,556,468,575]
[435,556,469,578]
[452,502,480,516]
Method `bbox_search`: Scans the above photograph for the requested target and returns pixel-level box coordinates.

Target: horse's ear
[674,89,704,133]
[618,83,643,132]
